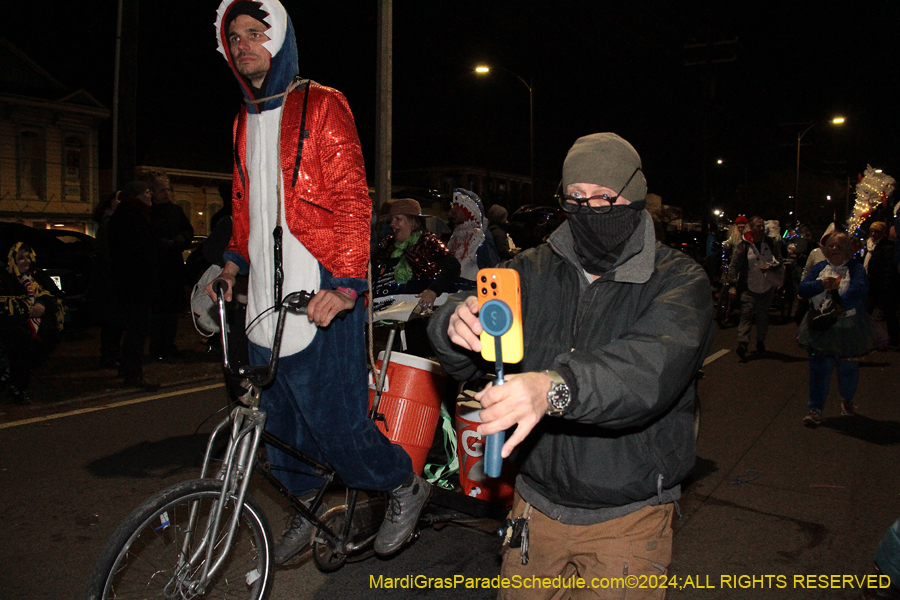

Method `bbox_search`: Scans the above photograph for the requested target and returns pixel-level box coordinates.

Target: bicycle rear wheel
[86,478,272,600]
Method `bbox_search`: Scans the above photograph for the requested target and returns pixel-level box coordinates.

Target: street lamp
[475,65,534,203]
[794,116,845,218]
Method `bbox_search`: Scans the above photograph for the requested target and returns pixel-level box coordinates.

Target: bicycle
[86,282,506,600]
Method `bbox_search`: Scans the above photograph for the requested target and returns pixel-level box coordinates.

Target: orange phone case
[477,268,524,364]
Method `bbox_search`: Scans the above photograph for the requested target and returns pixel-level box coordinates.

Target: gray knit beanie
[562,133,647,204]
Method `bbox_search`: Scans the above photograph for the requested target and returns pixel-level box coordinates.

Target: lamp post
[475,65,534,203]
[794,117,845,219]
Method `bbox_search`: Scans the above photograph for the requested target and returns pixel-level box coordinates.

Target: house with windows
[0,38,108,233]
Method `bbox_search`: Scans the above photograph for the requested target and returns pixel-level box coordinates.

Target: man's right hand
[206,261,240,302]
[447,296,483,353]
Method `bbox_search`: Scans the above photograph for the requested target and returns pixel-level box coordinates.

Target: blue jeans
[807,355,858,412]
[250,291,411,497]
[875,517,900,588]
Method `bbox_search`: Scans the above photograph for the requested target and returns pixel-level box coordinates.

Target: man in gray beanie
[429,132,714,598]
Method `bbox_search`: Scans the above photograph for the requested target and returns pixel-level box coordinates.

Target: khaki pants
[498,492,674,600]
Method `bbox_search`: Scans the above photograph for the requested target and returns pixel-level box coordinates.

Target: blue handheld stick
[479,299,514,478]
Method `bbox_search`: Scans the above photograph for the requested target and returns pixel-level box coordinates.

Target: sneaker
[736,343,748,361]
[272,500,326,565]
[841,401,855,416]
[9,385,31,405]
[123,377,161,392]
[756,341,767,355]
[802,409,823,428]
[374,473,431,556]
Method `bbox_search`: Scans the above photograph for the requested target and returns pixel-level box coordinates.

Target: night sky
[4,1,898,223]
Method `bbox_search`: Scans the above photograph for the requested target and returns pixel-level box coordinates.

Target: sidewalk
[0,313,222,420]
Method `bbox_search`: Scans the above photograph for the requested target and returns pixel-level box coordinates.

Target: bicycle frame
[174,286,349,593]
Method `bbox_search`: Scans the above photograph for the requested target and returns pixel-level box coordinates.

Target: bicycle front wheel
[86,478,273,600]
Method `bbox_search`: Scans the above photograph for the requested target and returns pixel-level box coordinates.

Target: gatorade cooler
[456,400,516,506]
[368,351,446,475]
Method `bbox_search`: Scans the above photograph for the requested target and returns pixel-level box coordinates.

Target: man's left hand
[306,289,355,327]
[475,372,552,458]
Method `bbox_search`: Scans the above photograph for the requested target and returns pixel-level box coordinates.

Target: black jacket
[865,238,900,298]
[150,202,194,310]
[108,197,156,305]
[429,214,714,523]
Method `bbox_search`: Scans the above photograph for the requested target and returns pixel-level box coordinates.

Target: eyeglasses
[556,167,642,214]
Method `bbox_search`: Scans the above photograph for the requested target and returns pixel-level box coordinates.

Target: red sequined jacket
[226,82,371,284]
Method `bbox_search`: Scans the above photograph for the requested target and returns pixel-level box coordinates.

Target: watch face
[549,383,570,411]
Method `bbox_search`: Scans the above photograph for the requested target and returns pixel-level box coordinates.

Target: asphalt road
[1,317,898,599]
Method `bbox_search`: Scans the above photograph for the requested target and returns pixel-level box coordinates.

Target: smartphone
[477,268,524,364]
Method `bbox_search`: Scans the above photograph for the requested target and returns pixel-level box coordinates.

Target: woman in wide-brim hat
[373,198,460,310]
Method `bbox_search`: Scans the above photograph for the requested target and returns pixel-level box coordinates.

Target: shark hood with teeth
[215,0,298,113]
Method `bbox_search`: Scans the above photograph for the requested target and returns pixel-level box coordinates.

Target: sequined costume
[215,0,411,497]
[373,231,460,297]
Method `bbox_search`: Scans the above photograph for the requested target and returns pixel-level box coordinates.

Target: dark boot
[8,385,31,405]
[374,473,431,556]
[736,343,748,361]
[756,340,767,355]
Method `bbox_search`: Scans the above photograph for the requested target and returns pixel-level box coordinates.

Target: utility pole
[114,0,138,190]
[374,0,392,212]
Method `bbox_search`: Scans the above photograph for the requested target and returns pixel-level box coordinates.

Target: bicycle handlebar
[215,284,316,389]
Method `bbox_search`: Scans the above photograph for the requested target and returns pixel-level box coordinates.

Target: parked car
[47,229,97,254]
[182,235,208,263]
[0,222,95,326]
[507,205,564,250]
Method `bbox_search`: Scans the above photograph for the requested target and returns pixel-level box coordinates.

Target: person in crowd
[802,223,836,280]
[108,181,160,390]
[207,0,430,564]
[862,222,900,348]
[725,215,749,248]
[92,191,124,369]
[726,215,784,360]
[148,170,194,362]
[429,132,714,597]
[0,242,65,404]
[373,198,461,309]
[798,232,886,427]
[486,204,519,261]
[447,188,498,288]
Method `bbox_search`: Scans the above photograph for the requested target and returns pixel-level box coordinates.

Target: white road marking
[703,349,730,366]
[0,383,225,430]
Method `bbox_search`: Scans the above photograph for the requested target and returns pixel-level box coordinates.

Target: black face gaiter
[568,206,643,276]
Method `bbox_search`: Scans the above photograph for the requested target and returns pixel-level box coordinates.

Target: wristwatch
[544,370,571,416]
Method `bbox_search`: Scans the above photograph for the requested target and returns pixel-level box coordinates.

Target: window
[64,136,86,201]
[18,130,44,199]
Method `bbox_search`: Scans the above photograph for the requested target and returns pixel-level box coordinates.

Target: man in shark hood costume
[210,0,430,563]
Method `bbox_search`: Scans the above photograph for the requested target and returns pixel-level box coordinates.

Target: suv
[0,222,95,324]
